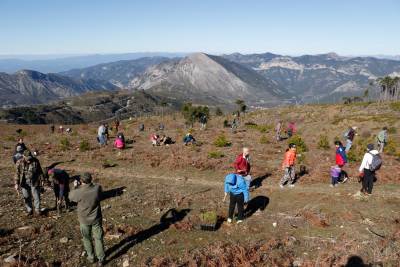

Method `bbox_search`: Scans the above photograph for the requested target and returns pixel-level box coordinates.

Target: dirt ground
[1,102,400,266]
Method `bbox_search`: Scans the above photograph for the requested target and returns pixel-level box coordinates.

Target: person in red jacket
[233,147,251,188]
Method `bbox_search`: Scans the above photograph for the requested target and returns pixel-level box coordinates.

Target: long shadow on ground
[105,208,191,263]
[250,173,271,189]
[102,186,126,201]
[245,196,269,218]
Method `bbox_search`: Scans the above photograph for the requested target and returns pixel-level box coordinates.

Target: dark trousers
[362,169,375,194]
[228,193,244,220]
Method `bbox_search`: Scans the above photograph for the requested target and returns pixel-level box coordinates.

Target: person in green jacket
[69,173,105,266]
[376,127,388,153]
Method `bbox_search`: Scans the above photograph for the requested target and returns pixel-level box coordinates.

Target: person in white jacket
[359,144,379,195]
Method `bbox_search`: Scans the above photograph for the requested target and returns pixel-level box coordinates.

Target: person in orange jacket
[280,143,297,188]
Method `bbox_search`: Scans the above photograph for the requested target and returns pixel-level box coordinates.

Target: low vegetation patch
[288,135,308,153]
[79,139,90,152]
[245,122,272,133]
[208,151,224,159]
[317,135,330,150]
[259,135,270,144]
[390,101,400,111]
[59,137,71,151]
[214,134,231,147]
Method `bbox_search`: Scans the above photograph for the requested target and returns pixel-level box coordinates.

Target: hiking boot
[289,184,295,188]
[330,184,334,188]
[236,220,243,224]
[279,184,284,189]
[227,218,232,224]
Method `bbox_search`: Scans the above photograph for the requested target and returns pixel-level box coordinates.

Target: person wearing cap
[69,173,105,266]
[345,126,357,153]
[14,150,44,216]
[359,144,379,195]
[376,127,388,153]
[280,143,297,188]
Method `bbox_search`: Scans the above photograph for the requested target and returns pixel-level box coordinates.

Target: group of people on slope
[12,138,105,265]
[275,120,297,141]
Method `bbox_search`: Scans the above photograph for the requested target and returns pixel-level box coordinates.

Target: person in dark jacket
[345,126,357,152]
[47,168,71,213]
[14,150,44,216]
[69,173,105,265]
[15,138,27,153]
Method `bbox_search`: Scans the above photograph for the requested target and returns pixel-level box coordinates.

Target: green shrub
[385,140,399,157]
[208,151,225,159]
[388,127,397,134]
[259,135,270,144]
[215,107,224,116]
[288,135,308,153]
[214,134,231,147]
[79,139,90,152]
[317,135,330,150]
[199,211,217,224]
[390,102,400,111]
[60,137,71,151]
[6,136,16,142]
[245,123,272,133]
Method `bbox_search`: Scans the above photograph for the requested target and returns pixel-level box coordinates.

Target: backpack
[369,152,382,171]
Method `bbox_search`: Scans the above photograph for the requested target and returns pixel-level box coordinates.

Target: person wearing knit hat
[14,149,44,216]
[359,144,381,195]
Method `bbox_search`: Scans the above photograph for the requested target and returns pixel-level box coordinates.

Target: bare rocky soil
[0,102,399,266]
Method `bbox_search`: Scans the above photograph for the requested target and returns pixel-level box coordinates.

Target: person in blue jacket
[223,173,249,224]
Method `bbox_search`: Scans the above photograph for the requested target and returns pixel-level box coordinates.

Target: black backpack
[369,152,382,172]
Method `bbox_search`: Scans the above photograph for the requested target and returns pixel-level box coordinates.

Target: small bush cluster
[199,211,217,224]
[390,102,400,111]
[288,135,308,153]
[208,151,225,159]
[317,135,330,150]
[259,136,270,144]
[60,137,71,151]
[214,134,231,147]
[79,139,90,152]
[388,127,397,134]
[245,123,272,133]
[385,140,400,158]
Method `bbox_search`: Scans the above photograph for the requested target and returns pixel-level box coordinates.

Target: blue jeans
[21,183,40,212]
[345,139,352,152]
[98,135,106,145]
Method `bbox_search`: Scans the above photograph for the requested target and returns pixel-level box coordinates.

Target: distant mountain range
[0,70,117,107]
[1,51,400,108]
[0,52,187,73]
[223,52,400,102]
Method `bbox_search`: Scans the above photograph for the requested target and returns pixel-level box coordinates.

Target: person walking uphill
[376,127,388,153]
[359,144,381,195]
[335,141,349,183]
[97,123,107,146]
[344,126,357,153]
[280,143,297,188]
[69,173,105,266]
[223,173,249,224]
[233,147,251,188]
[14,150,44,216]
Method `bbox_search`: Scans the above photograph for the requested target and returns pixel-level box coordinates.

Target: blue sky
[1,0,399,56]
